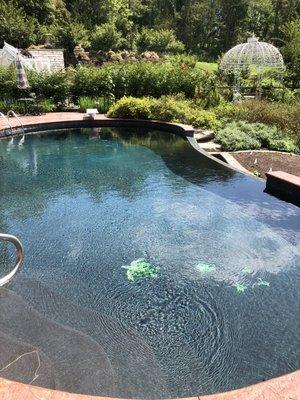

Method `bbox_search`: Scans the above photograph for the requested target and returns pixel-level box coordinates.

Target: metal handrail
[0,112,13,135]
[7,110,24,135]
[0,234,24,286]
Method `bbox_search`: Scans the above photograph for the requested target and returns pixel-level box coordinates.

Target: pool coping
[0,112,299,399]
[0,112,195,138]
[0,370,299,400]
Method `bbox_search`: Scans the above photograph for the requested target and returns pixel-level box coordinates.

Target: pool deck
[0,112,299,399]
[0,370,299,400]
[0,112,195,138]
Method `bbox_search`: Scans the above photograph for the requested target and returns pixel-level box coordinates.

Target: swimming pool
[0,127,299,398]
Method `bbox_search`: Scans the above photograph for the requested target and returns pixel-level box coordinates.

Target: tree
[219,0,249,50]
[91,23,123,52]
[241,0,275,40]
[136,28,185,54]
[282,18,300,87]
[0,1,36,48]
[178,0,222,59]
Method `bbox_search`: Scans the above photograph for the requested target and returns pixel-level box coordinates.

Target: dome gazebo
[219,36,285,98]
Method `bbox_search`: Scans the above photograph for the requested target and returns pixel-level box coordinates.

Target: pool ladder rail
[0,110,25,136]
[0,112,13,135]
[7,110,25,135]
[0,234,24,286]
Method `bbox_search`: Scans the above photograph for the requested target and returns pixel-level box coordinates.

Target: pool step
[0,287,116,396]
[0,331,55,388]
[2,276,170,398]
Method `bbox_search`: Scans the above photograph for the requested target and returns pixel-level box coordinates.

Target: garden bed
[231,151,300,179]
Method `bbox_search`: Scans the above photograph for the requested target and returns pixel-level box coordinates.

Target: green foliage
[122,259,159,281]
[215,120,298,152]
[165,55,199,68]
[0,98,55,113]
[53,21,90,53]
[234,283,247,293]
[108,97,154,119]
[0,0,299,77]
[0,1,37,48]
[195,263,216,274]
[282,18,300,88]
[0,67,73,104]
[73,66,115,98]
[136,28,185,54]
[0,67,18,98]
[72,63,219,101]
[108,95,218,130]
[28,70,72,104]
[235,100,300,144]
[215,121,261,151]
[190,109,219,129]
[91,23,123,52]
[78,96,115,113]
[38,99,55,112]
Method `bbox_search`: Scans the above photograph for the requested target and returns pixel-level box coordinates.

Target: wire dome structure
[220,35,285,72]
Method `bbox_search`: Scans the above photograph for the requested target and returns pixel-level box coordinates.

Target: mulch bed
[231,151,300,179]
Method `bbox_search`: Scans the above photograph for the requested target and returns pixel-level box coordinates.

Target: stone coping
[0,113,194,138]
[0,370,299,400]
[266,171,300,188]
[0,113,299,398]
[266,171,300,206]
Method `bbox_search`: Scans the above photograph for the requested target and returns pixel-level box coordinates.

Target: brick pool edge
[0,113,299,399]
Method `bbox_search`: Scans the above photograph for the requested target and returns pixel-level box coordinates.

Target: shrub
[136,29,185,54]
[108,97,155,119]
[215,121,298,152]
[235,100,300,145]
[91,23,123,52]
[73,66,115,98]
[28,70,72,104]
[0,98,55,114]
[108,95,218,129]
[39,99,56,113]
[190,109,219,130]
[165,54,199,68]
[150,95,191,123]
[47,23,91,54]
[72,62,219,101]
[215,122,261,151]
[78,96,115,113]
[0,67,19,99]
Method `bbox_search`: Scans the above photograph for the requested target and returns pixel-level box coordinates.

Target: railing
[0,234,24,286]
[7,110,24,135]
[0,112,13,135]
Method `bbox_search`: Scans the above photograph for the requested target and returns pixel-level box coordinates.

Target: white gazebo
[220,35,284,72]
[219,36,285,96]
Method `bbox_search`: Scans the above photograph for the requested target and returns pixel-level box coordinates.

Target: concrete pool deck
[0,112,195,138]
[0,370,299,400]
[0,112,299,399]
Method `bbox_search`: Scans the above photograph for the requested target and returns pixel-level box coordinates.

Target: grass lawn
[197,61,218,72]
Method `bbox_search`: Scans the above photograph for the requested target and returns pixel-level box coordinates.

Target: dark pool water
[0,128,299,398]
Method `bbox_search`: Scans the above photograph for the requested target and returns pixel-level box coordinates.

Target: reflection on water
[0,128,299,398]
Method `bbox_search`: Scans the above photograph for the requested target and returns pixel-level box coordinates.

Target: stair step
[0,287,116,396]
[0,331,55,388]
[5,276,170,398]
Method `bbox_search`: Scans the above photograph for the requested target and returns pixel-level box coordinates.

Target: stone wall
[28,49,65,71]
